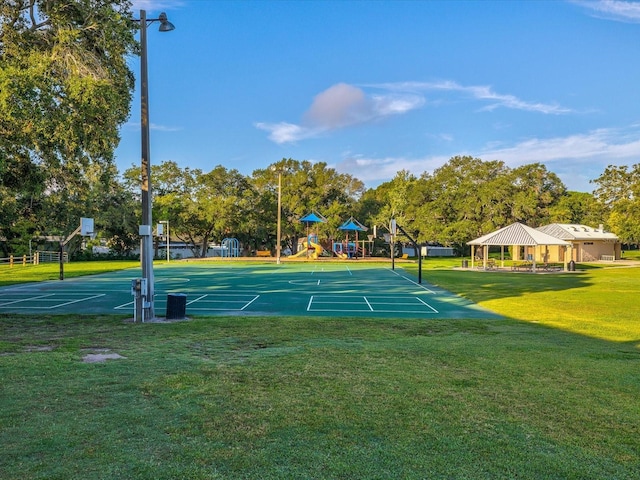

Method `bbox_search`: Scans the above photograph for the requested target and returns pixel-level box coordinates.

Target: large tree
[367,157,568,253]
[131,161,256,258]
[253,159,365,252]
[591,164,640,245]
[0,0,136,254]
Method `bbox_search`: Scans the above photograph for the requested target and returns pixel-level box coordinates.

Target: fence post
[23,255,26,266]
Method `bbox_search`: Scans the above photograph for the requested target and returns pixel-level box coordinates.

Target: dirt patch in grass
[82,352,127,363]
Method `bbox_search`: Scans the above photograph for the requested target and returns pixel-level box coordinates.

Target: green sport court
[0,262,500,319]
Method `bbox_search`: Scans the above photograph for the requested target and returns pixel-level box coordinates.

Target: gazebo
[467,222,571,272]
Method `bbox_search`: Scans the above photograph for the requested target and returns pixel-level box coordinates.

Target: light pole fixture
[135,10,175,321]
[270,166,283,264]
[159,220,170,262]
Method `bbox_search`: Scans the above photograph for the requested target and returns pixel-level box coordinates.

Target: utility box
[131,278,147,322]
[166,293,187,320]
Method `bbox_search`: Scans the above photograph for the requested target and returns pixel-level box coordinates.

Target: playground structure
[221,237,240,258]
[286,215,370,260]
[335,217,368,260]
[332,241,356,259]
[290,234,325,259]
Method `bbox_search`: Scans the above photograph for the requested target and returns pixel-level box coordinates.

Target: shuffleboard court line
[388,268,436,293]
[0,293,55,307]
[307,296,314,311]
[363,296,374,311]
[416,297,439,313]
[51,294,106,309]
[241,295,260,310]
[187,295,208,304]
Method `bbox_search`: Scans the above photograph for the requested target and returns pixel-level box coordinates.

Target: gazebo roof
[467,222,570,246]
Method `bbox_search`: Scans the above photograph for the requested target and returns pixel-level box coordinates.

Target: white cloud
[303,83,371,128]
[333,125,640,191]
[257,82,425,144]
[333,154,450,185]
[255,122,320,144]
[479,126,640,165]
[368,81,571,114]
[257,79,569,145]
[574,0,640,22]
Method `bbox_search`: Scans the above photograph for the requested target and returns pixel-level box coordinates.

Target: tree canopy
[0,0,136,254]
[0,4,634,256]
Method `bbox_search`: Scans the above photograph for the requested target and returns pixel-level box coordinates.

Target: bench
[401,253,409,259]
[256,250,271,257]
[540,263,562,271]
[511,262,533,271]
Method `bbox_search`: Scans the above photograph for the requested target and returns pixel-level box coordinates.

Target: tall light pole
[271,166,283,264]
[159,220,170,262]
[136,10,175,321]
[276,170,282,264]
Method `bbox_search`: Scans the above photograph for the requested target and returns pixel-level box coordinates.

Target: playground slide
[333,249,348,259]
[290,241,324,259]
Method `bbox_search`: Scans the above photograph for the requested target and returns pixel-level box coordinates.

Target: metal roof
[536,223,618,241]
[468,222,570,246]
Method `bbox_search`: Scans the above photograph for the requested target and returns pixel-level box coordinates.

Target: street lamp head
[158,12,175,32]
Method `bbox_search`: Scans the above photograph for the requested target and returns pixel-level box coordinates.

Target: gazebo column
[483,245,488,270]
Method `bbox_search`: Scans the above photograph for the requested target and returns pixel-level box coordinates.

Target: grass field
[0,260,138,287]
[1,258,640,479]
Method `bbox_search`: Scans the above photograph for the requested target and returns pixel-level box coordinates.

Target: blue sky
[117,0,640,193]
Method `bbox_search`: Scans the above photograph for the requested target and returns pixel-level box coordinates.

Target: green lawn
[1,259,640,479]
[0,260,139,287]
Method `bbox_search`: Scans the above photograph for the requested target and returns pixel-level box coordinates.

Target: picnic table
[540,263,563,271]
[511,262,533,271]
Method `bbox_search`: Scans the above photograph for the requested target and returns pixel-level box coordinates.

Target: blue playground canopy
[338,217,368,232]
[300,211,327,224]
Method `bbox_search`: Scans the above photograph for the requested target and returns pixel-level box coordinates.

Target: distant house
[536,224,621,262]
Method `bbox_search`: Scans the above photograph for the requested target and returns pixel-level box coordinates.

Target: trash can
[166,293,187,320]
[462,259,469,268]
[568,260,576,272]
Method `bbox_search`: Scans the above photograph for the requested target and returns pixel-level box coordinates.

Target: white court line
[114,301,133,310]
[363,296,374,311]
[51,294,105,309]
[187,294,208,304]
[388,269,435,293]
[0,293,55,307]
[241,295,260,310]
[116,294,257,312]
[289,280,321,285]
[307,294,439,315]
[416,297,439,313]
